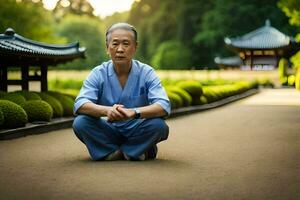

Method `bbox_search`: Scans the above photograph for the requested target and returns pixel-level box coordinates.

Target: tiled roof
[0,28,85,66]
[225,20,294,49]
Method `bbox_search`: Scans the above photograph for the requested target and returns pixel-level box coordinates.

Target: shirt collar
[108,59,139,76]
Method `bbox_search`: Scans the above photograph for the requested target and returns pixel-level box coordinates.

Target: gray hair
[105,23,138,47]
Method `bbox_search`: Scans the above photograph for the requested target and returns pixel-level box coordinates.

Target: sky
[42,0,136,18]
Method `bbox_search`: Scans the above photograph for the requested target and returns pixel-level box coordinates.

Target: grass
[6,69,280,93]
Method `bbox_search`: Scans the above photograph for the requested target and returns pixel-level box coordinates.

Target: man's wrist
[133,108,141,119]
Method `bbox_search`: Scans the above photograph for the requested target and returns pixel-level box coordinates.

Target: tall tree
[0,0,59,43]
[53,0,95,19]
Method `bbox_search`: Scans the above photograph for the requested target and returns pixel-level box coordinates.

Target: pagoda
[0,28,85,91]
[220,20,300,70]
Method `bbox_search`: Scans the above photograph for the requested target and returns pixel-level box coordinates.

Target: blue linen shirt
[74,59,170,127]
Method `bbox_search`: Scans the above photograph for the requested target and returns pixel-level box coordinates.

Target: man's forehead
[110,29,134,40]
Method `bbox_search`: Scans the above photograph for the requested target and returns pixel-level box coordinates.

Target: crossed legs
[72,115,169,161]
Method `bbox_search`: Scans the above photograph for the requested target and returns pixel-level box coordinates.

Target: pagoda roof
[0,28,85,66]
[225,20,296,50]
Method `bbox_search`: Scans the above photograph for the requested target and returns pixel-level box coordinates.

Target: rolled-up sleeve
[146,69,171,115]
[73,69,101,114]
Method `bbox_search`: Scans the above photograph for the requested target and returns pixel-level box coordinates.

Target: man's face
[107,29,137,67]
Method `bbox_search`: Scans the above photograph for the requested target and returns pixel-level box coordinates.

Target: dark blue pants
[72,115,169,160]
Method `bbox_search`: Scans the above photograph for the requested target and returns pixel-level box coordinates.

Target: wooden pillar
[0,65,8,91]
[41,65,48,91]
[250,51,253,70]
[21,66,29,91]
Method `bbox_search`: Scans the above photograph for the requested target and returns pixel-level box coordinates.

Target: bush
[0,109,4,127]
[288,75,295,86]
[166,91,183,109]
[165,86,192,107]
[45,91,74,116]
[37,92,64,117]
[0,100,28,128]
[22,100,53,122]
[199,95,208,105]
[13,91,41,100]
[0,91,7,98]
[177,80,203,105]
[1,93,26,105]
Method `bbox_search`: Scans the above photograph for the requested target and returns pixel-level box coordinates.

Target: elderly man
[72,23,170,161]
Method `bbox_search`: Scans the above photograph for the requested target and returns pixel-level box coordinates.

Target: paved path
[0,89,299,200]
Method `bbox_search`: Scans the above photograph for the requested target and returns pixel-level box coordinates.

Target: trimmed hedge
[176,80,203,105]
[45,91,74,116]
[0,100,28,128]
[13,91,41,100]
[165,86,192,107]
[0,91,7,98]
[166,91,183,109]
[0,109,4,126]
[1,93,26,105]
[22,100,53,122]
[37,92,64,117]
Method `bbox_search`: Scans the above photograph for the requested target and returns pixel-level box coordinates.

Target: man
[72,23,170,161]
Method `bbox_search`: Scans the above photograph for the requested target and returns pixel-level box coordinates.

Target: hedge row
[165,80,258,109]
[0,91,74,129]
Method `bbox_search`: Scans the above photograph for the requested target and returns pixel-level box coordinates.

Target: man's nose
[116,44,124,52]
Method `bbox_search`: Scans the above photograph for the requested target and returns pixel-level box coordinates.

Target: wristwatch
[134,108,141,119]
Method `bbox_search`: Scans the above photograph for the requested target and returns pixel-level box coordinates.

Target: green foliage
[165,86,192,107]
[278,0,300,26]
[22,100,53,122]
[0,0,62,43]
[57,14,107,70]
[288,75,296,86]
[53,0,95,19]
[0,91,7,98]
[46,91,74,116]
[0,100,28,128]
[296,69,300,90]
[176,80,203,105]
[37,92,64,118]
[49,79,83,90]
[151,40,192,70]
[13,91,41,100]
[166,91,183,109]
[0,109,4,127]
[199,95,208,105]
[1,93,26,105]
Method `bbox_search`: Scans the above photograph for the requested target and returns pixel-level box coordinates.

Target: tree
[0,0,60,43]
[57,14,107,70]
[151,40,192,70]
[53,0,95,19]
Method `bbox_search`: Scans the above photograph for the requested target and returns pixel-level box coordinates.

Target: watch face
[135,108,141,119]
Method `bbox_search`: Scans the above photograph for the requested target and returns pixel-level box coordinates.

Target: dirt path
[0,89,299,200]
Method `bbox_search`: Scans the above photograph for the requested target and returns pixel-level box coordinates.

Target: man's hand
[107,104,127,122]
[116,106,136,120]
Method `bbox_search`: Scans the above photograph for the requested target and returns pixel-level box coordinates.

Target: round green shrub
[288,75,295,86]
[37,92,64,117]
[0,91,7,98]
[165,86,192,107]
[177,80,203,105]
[13,91,41,100]
[45,91,74,116]
[0,100,28,128]
[199,95,208,105]
[166,91,183,109]
[1,93,26,105]
[0,109,4,127]
[22,100,53,122]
